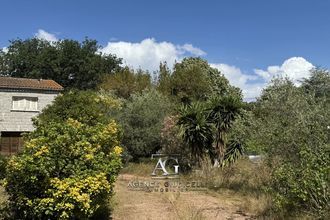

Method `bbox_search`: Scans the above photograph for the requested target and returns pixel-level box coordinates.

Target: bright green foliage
[35,90,122,127]
[118,90,173,160]
[100,67,152,99]
[4,119,122,219]
[251,77,330,216]
[0,38,122,89]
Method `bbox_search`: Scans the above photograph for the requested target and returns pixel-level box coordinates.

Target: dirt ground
[111,174,255,220]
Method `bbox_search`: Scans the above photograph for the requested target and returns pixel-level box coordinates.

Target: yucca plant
[207,95,243,163]
[177,102,214,165]
[222,140,244,166]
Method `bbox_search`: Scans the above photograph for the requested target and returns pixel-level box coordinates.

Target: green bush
[250,77,330,217]
[0,154,7,180]
[4,119,122,219]
[35,90,122,127]
[119,89,173,160]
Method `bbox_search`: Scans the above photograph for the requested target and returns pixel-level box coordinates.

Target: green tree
[177,97,243,166]
[35,90,121,127]
[207,96,243,163]
[157,62,172,96]
[302,68,330,100]
[100,67,152,99]
[249,77,330,216]
[157,57,241,103]
[0,38,122,89]
[118,90,173,160]
[177,102,214,164]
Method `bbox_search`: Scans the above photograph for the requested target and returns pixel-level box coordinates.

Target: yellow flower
[67,118,82,128]
[34,146,49,157]
[85,154,94,160]
[113,146,123,155]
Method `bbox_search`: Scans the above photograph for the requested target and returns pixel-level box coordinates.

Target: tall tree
[99,67,152,99]
[0,38,122,90]
[207,95,243,163]
[158,57,241,103]
[118,90,173,160]
[302,68,330,100]
[177,102,214,164]
[248,77,330,215]
[157,62,172,96]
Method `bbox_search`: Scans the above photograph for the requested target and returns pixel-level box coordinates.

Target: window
[12,97,38,111]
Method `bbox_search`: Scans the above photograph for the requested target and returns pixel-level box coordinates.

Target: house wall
[0,90,59,132]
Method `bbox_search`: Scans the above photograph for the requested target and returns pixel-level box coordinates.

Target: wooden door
[0,132,24,155]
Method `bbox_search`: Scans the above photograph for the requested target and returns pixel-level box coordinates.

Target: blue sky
[1,0,329,100]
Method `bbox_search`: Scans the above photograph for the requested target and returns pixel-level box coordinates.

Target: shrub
[119,89,173,160]
[250,78,330,217]
[35,89,122,127]
[0,155,7,180]
[4,119,122,219]
[160,115,192,171]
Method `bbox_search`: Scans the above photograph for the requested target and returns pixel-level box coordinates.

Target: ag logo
[151,154,180,178]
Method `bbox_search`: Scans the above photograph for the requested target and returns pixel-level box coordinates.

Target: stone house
[0,77,63,155]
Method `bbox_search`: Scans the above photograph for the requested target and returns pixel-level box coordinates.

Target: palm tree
[177,102,214,165]
[207,95,242,164]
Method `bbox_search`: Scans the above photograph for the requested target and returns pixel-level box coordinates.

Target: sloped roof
[0,77,63,91]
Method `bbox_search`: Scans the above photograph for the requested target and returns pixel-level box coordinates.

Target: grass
[118,158,275,219]
[0,158,316,219]
[186,157,274,217]
[120,160,155,177]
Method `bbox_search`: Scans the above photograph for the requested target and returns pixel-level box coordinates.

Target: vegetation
[177,102,214,164]
[100,67,152,99]
[0,35,329,219]
[0,38,122,89]
[35,90,122,127]
[176,96,244,167]
[0,155,7,180]
[157,57,241,103]
[118,89,173,160]
[4,119,122,219]
[251,74,330,217]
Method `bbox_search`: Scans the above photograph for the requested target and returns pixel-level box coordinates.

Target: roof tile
[0,77,63,91]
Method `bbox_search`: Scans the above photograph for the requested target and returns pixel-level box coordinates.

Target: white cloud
[211,57,314,101]
[254,57,314,85]
[99,38,206,71]
[210,63,257,88]
[210,63,262,100]
[178,44,206,56]
[35,29,58,42]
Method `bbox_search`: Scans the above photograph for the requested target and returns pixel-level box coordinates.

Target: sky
[1,0,329,100]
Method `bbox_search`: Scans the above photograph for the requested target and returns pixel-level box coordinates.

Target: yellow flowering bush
[4,119,122,219]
